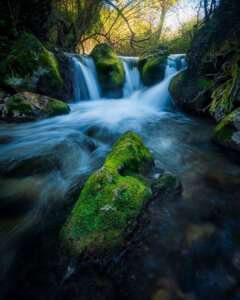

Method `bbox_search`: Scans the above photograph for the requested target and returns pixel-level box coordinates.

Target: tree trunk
[156,9,166,41]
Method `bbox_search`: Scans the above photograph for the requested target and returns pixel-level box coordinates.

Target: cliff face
[169,0,240,152]
[170,0,240,120]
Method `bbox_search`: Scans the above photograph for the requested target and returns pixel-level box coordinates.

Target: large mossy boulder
[91,44,125,97]
[61,131,153,257]
[0,33,64,97]
[169,71,213,115]
[213,108,240,152]
[0,92,70,122]
[139,52,168,86]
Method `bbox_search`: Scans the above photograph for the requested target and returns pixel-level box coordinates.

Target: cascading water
[70,55,100,101]
[0,54,198,285]
[120,56,142,97]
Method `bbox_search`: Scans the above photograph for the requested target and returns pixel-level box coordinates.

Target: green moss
[169,71,185,99]
[61,131,153,257]
[91,44,125,93]
[48,98,70,116]
[4,92,70,121]
[1,32,63,93]
[213,109,237,142]
[6,95,32,115]
[197,78,214,90]
[140,53,168,86]
[210,55,240,120]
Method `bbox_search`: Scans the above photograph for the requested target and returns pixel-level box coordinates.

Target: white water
[120,56,142,97]
[70,55,100,101]
[0,54,188,279]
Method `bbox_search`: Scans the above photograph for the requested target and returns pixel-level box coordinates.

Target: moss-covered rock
[213,108,240,151]
[61,131,153,257]
[1,92,70,122]
[139,52,168,86]
[169,71,213,115]
[91,44,125,97]
[169,72,185,100]
[0,32,64,97]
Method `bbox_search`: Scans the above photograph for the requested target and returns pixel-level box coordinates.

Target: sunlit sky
[165,0,198,31]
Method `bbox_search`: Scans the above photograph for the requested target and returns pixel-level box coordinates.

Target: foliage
[0,33,63,94]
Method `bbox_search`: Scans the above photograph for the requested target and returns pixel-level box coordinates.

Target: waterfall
[70,55,100,101]
[119,56,142,97]
[0,54,186,279]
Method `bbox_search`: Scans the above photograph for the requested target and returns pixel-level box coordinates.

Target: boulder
[61,131,153,257]
[139,52,168,86]
[1,92,70,122]
[213,108,240,152]
[152,174,182,196]
[0,32,64,98]
[91,44,125,97]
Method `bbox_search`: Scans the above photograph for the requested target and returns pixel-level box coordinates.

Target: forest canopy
[0,0,219,57]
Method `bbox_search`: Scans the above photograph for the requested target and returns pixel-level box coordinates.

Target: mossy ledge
[0,32,63,96]
[1,92,70,122]
[91,44,125,97]
[61,131,154,258]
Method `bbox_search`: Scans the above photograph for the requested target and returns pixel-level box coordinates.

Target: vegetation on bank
[1,33,63,96]
[169,0,240,152]
[61,131,153,257]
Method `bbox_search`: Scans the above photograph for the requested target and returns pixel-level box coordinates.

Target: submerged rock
[139,51,168,86]
[185,223,216,247]
[1,92,70,122]
[61,131,153,257]
[152,174,182,197]
[0,32,64,97]
[91,44,125,97]
[213,108,240,152]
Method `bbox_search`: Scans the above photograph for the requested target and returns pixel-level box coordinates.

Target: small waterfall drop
[119,56,142,97]
[71,55,100,101]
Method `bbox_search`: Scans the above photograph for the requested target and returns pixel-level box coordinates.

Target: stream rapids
[1,54,240,300]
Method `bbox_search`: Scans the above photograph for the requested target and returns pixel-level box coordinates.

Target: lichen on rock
[61,131,153,257]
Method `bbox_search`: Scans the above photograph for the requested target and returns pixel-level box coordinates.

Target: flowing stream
[1,54,240,299]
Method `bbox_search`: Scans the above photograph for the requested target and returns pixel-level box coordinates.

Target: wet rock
[213,108,240,152]
[152,173,182,196]
[185,223,216,247]
[0,91,70,122]
[91,44,125,98]
[152,278,190,300]
[139,50,168,86]
[61,131,153,258]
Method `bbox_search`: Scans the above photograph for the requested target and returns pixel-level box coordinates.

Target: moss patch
[3,92,70,121]
[61,131,153,257]
[169,71,186,99]
[140,53,168,86]
[91,44,125,96]
[213,109,237,142]
[1,32,63,94]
